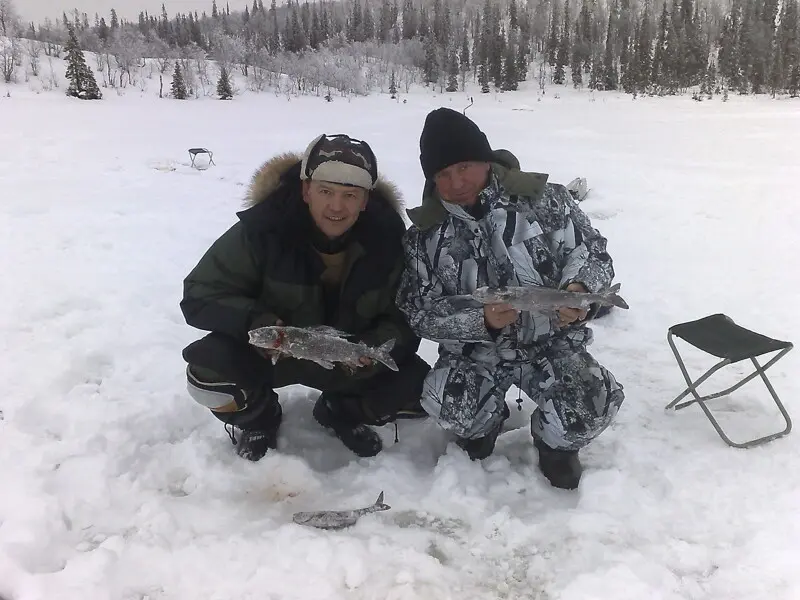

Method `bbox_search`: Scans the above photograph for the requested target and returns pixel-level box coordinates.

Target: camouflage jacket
[396,150,614,365]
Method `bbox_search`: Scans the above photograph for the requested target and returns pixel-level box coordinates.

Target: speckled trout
[248,325,398,371]
[292,492,391,530]
[472,282,629,312]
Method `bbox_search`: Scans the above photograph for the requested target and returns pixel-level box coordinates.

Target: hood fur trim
[244,152,403,214]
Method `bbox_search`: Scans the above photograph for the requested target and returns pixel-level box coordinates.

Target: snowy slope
[1,86,799,600]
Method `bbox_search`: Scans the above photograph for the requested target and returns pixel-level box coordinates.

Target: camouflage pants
[421,330,624,450]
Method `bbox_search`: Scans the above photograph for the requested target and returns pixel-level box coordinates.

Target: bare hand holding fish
[557,283,590,327]
[484,302,519,330]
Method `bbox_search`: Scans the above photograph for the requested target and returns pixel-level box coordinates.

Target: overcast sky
[19,0,231,25]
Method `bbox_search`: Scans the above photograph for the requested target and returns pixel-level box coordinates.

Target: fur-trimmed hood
[243,152,404,215]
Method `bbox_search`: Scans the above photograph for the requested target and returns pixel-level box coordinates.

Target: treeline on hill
[2,0,799,100]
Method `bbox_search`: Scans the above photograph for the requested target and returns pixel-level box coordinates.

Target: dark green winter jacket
[180,152,420,370]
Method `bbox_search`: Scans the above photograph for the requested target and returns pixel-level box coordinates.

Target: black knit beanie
[419,107,495,180]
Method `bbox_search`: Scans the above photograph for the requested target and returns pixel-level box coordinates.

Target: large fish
[472,282,629,312]
[248,325,398,371]
[292,492,391,530]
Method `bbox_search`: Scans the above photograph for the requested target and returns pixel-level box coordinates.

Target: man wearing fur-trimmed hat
[180,134,429,461]
[396,108,624,489]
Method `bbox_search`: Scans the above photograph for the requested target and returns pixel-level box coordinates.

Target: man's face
[303,180,368,239]
[434,161,491,206]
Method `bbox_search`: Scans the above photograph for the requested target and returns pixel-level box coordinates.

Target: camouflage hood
[243,152,403,216]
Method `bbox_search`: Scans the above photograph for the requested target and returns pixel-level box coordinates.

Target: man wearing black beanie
[396,107,624,490]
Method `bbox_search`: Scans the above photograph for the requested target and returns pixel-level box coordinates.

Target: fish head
[292,511,319,525]
[248,326,287,349]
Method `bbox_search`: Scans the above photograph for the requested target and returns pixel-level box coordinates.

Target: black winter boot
[213,391,282,462]
[313,394,383,457]
[456,402,510,460]
[534,437,582,490]
[234,425,279,461]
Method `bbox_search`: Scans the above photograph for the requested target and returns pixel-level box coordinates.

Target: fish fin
[373,339,398,372]
[315,358,336,369]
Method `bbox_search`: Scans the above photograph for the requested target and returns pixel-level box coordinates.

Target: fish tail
[602,283,629,309]
[374,491,391,511]
[373,339,398,372]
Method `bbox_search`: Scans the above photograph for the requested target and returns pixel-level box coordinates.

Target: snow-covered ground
[1,83,799,600]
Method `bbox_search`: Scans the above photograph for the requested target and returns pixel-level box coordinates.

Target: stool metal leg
[666,332,794,448]
[665,331,730,410]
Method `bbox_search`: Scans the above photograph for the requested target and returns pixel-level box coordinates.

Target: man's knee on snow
[533,350,624,449]
[421,362,507,440]
[186,365,246,413]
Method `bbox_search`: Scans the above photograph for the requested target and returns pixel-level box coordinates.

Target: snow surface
[1,79,800,600]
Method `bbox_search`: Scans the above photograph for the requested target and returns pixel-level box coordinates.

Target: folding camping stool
[189,148,215,168]
[665,313,793,448]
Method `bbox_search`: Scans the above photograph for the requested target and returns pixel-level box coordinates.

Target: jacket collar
[406,151,549,230]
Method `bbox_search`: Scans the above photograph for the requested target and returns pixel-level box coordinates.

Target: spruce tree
[401,0,416,39]
[492,28,506,88]
[516,35,529,82]
[217,66,233,99]
[65,25,102,100]
[423,35,438,85]
[547,0,560,66]
[620,34,635,93]
[602,10,618,90]
[652,1,669,89]
[634,8,652,93]
[503,40,519,90]
[769,40,784,97]
[704,61,717,98]
[589,50,601,89]
[554,1,570,84]
[446,49,459,92]
[478,60,490,92]
[460,25,470,69]
[789,62,800,97]
[310,4,320,48]
[571,48,583,87]
[363,1,375,41]
[172,62,188,99]
[269,0,280,54]
[389,70,397,97]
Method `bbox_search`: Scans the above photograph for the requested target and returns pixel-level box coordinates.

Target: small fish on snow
[472,282,630,312]
[248,325,398,371]
[292,492,391,530]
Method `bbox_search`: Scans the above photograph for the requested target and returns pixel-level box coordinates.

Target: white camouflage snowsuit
[396,152,624,449]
